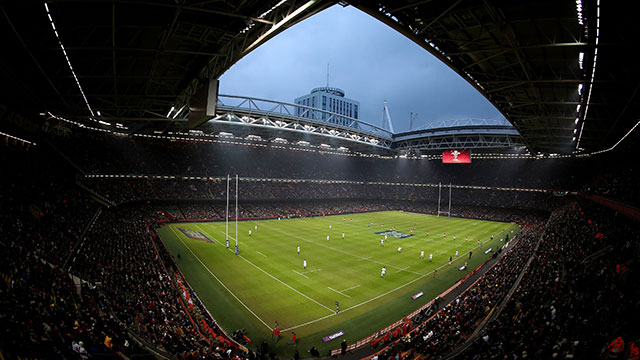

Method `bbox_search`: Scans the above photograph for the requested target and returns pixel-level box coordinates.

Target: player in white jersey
[397,247,402,253]
[420,250,424,259]
[380,238,384,246]
[297,246,300,255]
[342,232,345,239]
[303,259,307,269]
[327,235,330,241]
[381,267,386,278]
[429,253,433,262]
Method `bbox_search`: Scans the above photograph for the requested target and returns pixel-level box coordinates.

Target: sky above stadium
[219,4,506,133]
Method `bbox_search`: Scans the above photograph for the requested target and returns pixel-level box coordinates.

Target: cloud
[220,5,505,133]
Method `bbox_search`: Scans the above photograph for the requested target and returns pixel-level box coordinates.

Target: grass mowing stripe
[282,234,490,332]
[258,222,423,276]
[237,253,335,313]
[162,212,520,355]
[195,223,335,314]
[168,226,272,330]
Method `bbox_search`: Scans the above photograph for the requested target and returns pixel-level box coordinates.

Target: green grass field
[157,211,519,356]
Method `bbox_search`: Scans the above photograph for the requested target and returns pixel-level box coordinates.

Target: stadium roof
[1,0,638,155]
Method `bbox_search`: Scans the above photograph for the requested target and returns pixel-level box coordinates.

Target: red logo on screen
[442,149,471,163]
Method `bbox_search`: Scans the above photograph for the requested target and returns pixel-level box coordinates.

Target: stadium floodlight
[166,106,175,118]
[219,132,233,137]
[172,106,185,119]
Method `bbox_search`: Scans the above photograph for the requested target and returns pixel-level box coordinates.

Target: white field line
[180,220,516,333]
[180,224,337,318]
[260,222,422,276]
[202,225,249,247]
[292,270,309,279]
[340,284,360,292]
[188,224,225,247]
[328,286,351,298]
[256,251,267,257]
[301,269,321,274]
[237,253,334,313]
[168,226,271,330]
[283,224,517,332]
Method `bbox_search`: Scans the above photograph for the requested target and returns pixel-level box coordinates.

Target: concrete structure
[295,87,360,128]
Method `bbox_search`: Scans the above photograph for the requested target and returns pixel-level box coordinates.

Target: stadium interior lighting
[44,3,94,118]
[98,120,111,126]
[244,0,316,55]
[577,0,601,149]
[167,105,185,119]
[219,132,233,137]
[96,110,101,116]
[576,0,584,25]
[297,140,310,146]
[246,134,263,141]
[578,52,584,69]
[166,106,175,118]
[0,131,36,146]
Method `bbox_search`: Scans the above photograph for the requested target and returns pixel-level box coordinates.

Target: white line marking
[168,226,271,330]
[179,218,516,333]
[292,270,308,279]
[260,222,421,275]
[191,224,225,247]
[238,254,334,313]
[283,224,517,331]
[301,269,321,274]
[340,284,361,292]
[217,231,250,247]
[256,251,267,257]
[328,286,351,298]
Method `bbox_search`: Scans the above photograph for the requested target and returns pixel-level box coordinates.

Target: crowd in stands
[453,202,640,359]
[0,144,153,358]
[367,201,640,360]
[80,177,557,212]
[69,206,241,359]
[2,129,638,360]
[51,129,583,189]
